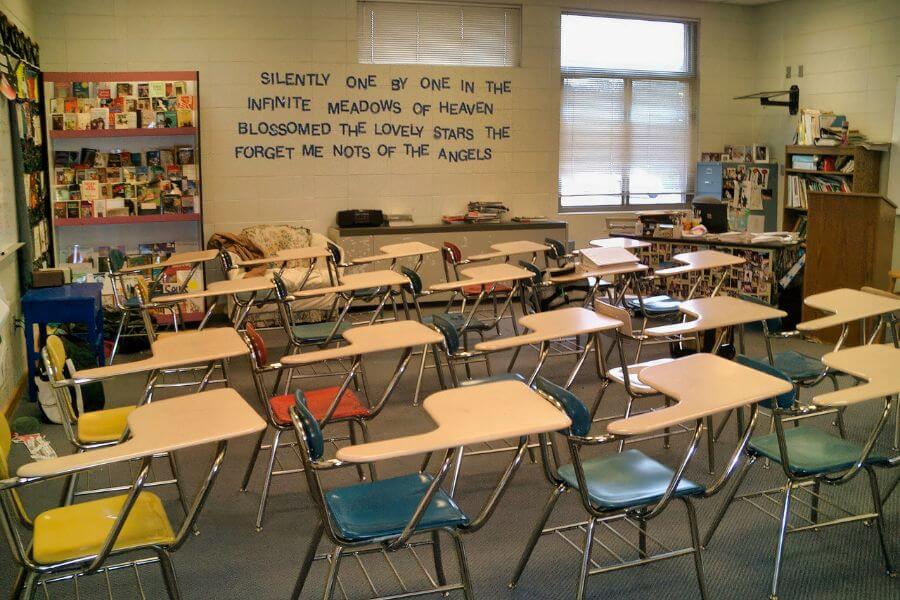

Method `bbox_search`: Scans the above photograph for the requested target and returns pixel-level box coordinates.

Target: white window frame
[357,0,522,67]
[558,12,699,213]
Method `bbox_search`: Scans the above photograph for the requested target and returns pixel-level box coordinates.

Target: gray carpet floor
[3,311,898,599]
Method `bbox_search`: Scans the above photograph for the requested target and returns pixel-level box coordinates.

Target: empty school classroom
[0,0,899,599]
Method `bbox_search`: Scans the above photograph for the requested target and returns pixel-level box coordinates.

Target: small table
[23,283,104,400]
[18,389,265,479]
[476,307,623,387]
[468,240,551,263]
[351,242,440,271]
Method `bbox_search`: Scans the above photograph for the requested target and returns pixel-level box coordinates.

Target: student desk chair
[704,344,899,600]
[3,389,265,600]
[151,275,277,331]
[574,246,649,306]
[511,354,791,600]
[118,249,219,277]
[350,241,440,272]
[236,246,332,269]
[797,287,900,347]
[294,268,414,329]
[467,240,551,263]
[286,380,570,600]
[588,237,652,249]
[233,247,333,309]
[646,296,787,472]
[431,263,535,334]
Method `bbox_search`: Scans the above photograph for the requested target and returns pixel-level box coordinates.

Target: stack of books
[465,201,508,223]
[786,174,849,209]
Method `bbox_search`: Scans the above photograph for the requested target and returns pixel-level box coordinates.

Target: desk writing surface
[237,247,330,267]
[351,241,439,264]
[645,296,786,337]
[654,250,745,276]
[153,276,275,303]
[294,269,409,297]
[18,389,265,478]
[120,250,219,273]
[468,240,551,261]
[579,247,640,268]
[608,354,792,436]
[430,263,533,291]
[335,381,571,462]
[589,237,652,249]
[797,288,900,332]
[814,345,900,407]
[281,320,443,365]
[75,328,248,379]
[475,307,622,352]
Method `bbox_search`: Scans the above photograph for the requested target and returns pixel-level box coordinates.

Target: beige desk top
[607,354,793,436]
[430,263,533,292]
[797,288,900,332]
[468,240,551,262]
[335,380,571,462]
[237,247,331,267]
[814,345,900,407]
[351,242,440,265]
[281,320,444,366]
[645,296,786,337]
[654,250,745,276]
[589,237,652,249]
[18,389,265,478]
[120,250,219,273]
[475,307,623,352]
[74,328,249,380]
[579,247,640,268]
[294,269,409,298]
[153,276,275,303]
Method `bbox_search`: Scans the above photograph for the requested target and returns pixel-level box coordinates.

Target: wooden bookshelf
[50,127,196,139]
[782,144,883,231]
[55,214,201,226]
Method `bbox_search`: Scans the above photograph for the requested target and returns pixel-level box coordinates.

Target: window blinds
[558,14,696,210]
[358,1,521,67]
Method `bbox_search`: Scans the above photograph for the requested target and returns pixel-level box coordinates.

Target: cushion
[77,406,135,443]
[749,427,889,476]
[770,351,825,381]
[324,473,468,542]
[33,492,175,564]
[241,224,313,269]
[624,295,681,316]
[557,449,704,510]
[269,387,369,425]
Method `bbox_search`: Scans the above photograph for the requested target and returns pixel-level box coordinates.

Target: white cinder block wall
[32,0,760,248]
[0,0,34,413]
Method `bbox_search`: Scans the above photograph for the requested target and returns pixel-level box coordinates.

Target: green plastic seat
[324,473,469,543]
[557,449,704,510]
[291,320,351,343]
[749,427,889,476]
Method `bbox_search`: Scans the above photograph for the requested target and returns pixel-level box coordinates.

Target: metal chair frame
[702,395,896,600]
[1,439,229,600]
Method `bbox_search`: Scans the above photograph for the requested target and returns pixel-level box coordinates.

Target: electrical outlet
[785,65,792,78]
[798,64,804,77]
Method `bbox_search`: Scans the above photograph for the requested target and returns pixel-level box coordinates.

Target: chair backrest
[218,249,236,272]
[518,260,543,284]
[592,299,633,338]
[108,249,126,273]
[544,238,567,263]
[0,413,11,477]
[45,335,67,382]
[401,266,423,296]
[442,242,462,266]
[272,273,289,301]
[735,355,796,410]
[292,391,324,461]
[325,240,343,266]
[431,314,460,354]
[534,377,591,437]
[243,323,269,370]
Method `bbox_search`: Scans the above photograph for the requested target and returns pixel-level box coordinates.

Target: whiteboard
[0,98,20,248]
[889,76,900,214]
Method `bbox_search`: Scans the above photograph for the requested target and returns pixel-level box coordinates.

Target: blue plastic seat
[324,473,469,542]
[749,427,889,476]
[624,295,680,317]
[557,449,704,510]
[291,320,351,343]
[123,296,142,309]
[769,351,825,381]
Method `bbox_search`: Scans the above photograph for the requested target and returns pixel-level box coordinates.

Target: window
[559,13,697,211]
[357,1,521,66]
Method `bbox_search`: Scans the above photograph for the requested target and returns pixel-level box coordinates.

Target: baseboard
[2,374,26,420]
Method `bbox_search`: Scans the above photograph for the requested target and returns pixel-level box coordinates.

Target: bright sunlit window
[559,13,697,211]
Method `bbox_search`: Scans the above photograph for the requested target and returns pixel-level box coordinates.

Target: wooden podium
[803,191,896,344]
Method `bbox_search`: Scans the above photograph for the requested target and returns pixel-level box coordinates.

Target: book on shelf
[786,173,850,209]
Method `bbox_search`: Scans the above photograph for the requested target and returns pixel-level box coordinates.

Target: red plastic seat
[269,387,370,425]
[462,283,513,297]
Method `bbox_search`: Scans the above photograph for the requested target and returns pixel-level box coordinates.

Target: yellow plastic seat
[77,406,135,443]
[32,492,175,564]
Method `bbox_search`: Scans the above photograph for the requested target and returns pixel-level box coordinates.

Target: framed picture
[753,144,769,163]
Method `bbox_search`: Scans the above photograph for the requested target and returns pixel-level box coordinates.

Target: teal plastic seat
[460,372,525,387]
[422,312,488,331]
[769,351,825,381]
[557,449,704,510]
[624,295,680,317]
[749,427,889,476]
[291,320,351,343]
[350,287,380,299]
[324,473,469,542]
[123,296,142,309]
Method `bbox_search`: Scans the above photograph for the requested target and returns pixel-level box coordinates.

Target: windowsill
[559,204,690,215]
